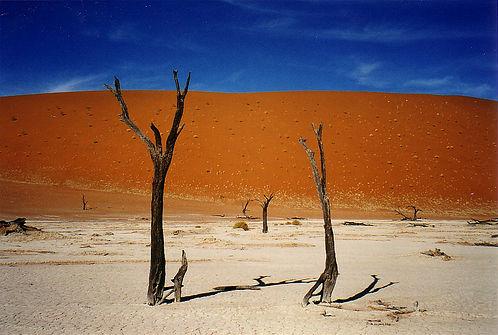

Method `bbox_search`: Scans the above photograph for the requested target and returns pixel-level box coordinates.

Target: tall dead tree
[258,193,274,233]
[106,70,190,306]
[299,123,339,306]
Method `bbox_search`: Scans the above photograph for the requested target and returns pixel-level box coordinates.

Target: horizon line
[0,89,496,102]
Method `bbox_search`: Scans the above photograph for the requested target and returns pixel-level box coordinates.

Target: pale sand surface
[1,217,497,334]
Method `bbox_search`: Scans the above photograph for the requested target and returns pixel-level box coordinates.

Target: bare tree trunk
[259,193,274,234]
[147,161,166,304]
[299,124,338,306]
[242,199,251,218]
[262,206,268,233]
[82,194,88,210]
[106,70,190,306]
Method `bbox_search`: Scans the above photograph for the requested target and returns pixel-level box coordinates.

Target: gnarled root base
[302,267,338,306]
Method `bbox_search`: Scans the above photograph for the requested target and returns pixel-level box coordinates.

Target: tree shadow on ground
[162,274,396,304]
[161,276,315,304]
[310,274,397,304]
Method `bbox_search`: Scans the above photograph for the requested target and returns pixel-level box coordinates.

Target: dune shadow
[162,275,315,304]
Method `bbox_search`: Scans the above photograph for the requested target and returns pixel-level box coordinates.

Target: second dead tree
[258,193,274,233]
[299,123,339,306]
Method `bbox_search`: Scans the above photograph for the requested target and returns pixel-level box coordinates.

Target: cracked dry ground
[1,218,497,334]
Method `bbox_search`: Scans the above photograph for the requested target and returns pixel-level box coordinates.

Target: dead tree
[82,194,88,210]
[258,193,274,233]
[408,205,422,221]
[395,205,422,221]
[106,70,190,306]
[242,199,251,218]
[299,123,339,306]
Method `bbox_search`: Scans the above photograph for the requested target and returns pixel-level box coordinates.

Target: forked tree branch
[299,135,325,205]
[259,193,275,208]
[105,77,156,154]
[150,122,163,153]
[165,71,191,158]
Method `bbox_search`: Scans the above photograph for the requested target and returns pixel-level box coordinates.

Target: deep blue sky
[0,0,496,99]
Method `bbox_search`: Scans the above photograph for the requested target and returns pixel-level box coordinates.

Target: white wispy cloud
[404,76,494,98]
[47,74,106,93]
[257,17,297,30]
[349,62,386,87]
[108,24,142,43]
[404,76,452,88]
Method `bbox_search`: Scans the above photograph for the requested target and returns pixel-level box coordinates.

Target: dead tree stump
[173,250,188,302]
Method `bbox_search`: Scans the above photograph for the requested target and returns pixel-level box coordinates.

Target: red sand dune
[0,90,497,218]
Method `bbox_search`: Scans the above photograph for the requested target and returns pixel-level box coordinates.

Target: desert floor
[1,215,497,335]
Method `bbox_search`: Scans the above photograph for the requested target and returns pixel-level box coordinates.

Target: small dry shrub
[286,220,302,226]
[233,221,249,231]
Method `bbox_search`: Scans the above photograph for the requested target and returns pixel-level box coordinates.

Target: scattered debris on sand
[343,221,373,226]
[457,241,498,247]
[407,222,434,227]
[368,299,425,323]
[467,218,498,225]
[0,218,41,236]
[421,248,452,260]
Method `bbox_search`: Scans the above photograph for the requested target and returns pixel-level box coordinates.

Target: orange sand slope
[0,91,496,216]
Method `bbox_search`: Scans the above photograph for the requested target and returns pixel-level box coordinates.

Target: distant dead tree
[237,199,258,219]
[258,193,275,233]
[299,123,339,306]
[395,205,422,221]
[82,194,88,210]
[242,199,251,218]
[106,70,190,306]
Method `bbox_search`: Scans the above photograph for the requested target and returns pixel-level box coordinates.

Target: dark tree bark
[299,123,339,306]
[106,70,190,306]
[242,199,251,218]
[259,193,274,233]
[82,194,88,210]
